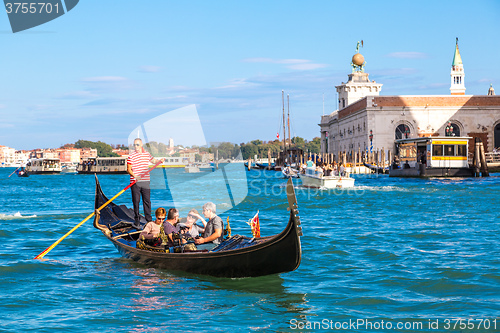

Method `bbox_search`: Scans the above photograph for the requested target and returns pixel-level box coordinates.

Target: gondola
[16,167,29,177]
[363,162,389,174]
[93,176,303,278]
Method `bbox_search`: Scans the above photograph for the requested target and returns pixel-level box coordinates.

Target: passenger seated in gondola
[194,202,224,251]
[139,207,166,246]
[163,208,180,251]
[182,209,206,238]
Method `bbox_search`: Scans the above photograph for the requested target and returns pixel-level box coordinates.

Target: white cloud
[242,57,328,71]
[82,76,128,82]
[385,52,429,59]
[216,78,260,89]
[139,66,162,73]
[371,67,419,77]
[81,76,134,93]
[59,91,99,99]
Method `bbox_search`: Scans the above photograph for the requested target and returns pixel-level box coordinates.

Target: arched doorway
[395,124,410,140]
[495,123,500,150]
[445,122,461,137]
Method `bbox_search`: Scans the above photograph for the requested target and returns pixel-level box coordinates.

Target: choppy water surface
[0,168,499,332]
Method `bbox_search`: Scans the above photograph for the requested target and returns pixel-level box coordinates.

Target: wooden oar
[34,160,163,259]
[8,167,20,177]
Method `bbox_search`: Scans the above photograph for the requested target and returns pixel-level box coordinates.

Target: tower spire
[450,38,465,95]
[452,37,463,67]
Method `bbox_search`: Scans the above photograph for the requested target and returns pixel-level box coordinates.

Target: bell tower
[450,38,465,95]
[336,41,382,110]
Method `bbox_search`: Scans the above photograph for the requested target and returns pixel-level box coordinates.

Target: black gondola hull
[94,176,302,278]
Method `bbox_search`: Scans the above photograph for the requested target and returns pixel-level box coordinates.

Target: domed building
[320,39,500,158]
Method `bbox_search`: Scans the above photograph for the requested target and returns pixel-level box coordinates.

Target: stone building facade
[320,41,500,157]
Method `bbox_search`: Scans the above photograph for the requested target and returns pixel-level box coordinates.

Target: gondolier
[127,138,164,228]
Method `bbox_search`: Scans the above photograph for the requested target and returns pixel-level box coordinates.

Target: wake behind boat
[93,176,302,278]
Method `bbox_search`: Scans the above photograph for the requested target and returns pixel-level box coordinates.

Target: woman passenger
[183,209,206,238]
[139,207,166,244]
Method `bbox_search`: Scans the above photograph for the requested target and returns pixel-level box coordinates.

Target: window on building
[444,145,455,156]
[395,124,410,140]
[433,145,443,156]
[445,122,460,137]
[457,145,467,157]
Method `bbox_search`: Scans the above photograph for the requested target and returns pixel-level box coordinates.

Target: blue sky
[1,0,499,150]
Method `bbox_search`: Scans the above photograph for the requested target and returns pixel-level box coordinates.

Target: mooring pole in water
[478,138,489,177]
[381,147,385,172]
[473,138,481,177]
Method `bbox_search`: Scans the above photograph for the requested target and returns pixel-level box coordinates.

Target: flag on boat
[247,211,260,238]
[276,132,280,139]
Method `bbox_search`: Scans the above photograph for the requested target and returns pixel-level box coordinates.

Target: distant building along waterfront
[320,40,500,157]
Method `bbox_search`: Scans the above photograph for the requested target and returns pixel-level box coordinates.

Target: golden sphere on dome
[352,53,364,66]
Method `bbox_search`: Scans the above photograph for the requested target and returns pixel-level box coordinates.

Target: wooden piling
[267,149,272,170]
[381,147,385,172]
[478,139,489,177]
[473,138,481,177]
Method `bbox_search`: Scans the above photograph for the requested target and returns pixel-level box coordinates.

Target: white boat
[61,162,78,173]
[77,157,128,174]
[158,157,185,168]
[26,158,62,174]
[282,166,299,178]
[184,166,200,173]
[300,168,355,188]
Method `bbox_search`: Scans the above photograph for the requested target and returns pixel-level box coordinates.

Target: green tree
[240,143,259,160]
[74,140,119,157]
[305,137,321,154]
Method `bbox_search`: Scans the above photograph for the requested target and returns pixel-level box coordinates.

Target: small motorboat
[282,166,299,178]
[300,168,355,189]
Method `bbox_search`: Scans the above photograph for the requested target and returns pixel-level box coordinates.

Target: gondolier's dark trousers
[131,181,152,224]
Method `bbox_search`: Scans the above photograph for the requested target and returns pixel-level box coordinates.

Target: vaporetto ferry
[77,157,128,174]
[389,137,473,177]
[26,158,62,174]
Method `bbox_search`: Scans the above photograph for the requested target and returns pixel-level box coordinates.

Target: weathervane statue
[351,40,366,73]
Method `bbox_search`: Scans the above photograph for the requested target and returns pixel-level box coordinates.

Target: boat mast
[287,94,291,147]
[282,90,286,154]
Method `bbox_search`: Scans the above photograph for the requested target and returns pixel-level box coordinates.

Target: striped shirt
[127,150,154,182]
